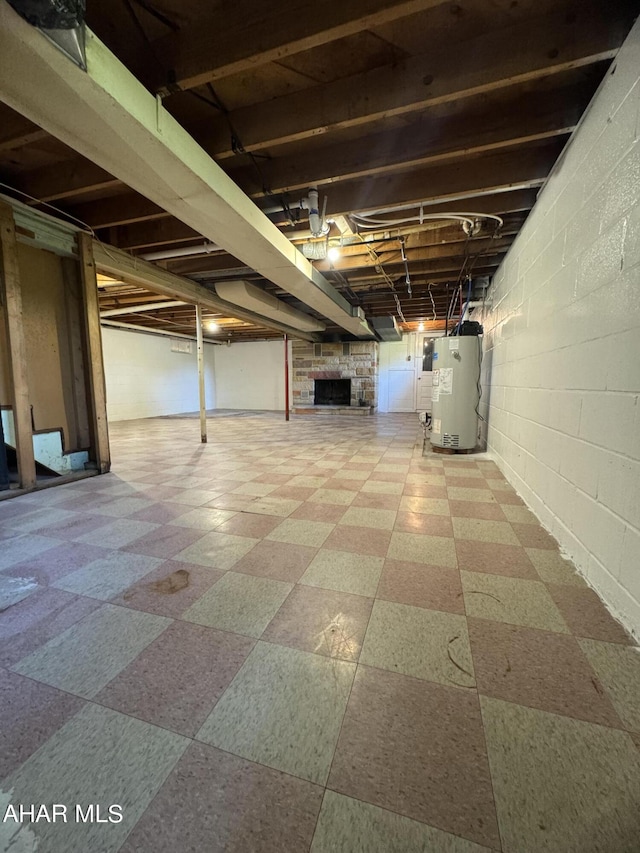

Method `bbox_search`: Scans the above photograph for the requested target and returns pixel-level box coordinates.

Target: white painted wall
[213,339,290,411]
[102,327,216,421]
[478,18,640,636]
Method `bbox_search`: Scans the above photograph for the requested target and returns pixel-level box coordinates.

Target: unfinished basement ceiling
[0,0,637,341]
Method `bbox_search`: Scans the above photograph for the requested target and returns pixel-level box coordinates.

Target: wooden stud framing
[78,231,111,473]
[0,201,36,489]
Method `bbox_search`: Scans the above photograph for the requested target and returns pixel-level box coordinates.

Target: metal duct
[214,281,326,333]
[372,315,402,342]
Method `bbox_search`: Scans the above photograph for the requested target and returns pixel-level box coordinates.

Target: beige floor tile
[287,475,330,488]
[266,518,335,547]
[170,508,237,530]
[360,480,404,495]
[311,791,491,853]
[462,571,570,633]
[229,482,278,497]
[331,469,369,481]
[173,531,258,570]
[578,639,640,731]
[374,463,410,473]
[300,549,383,597]
[452,516,520,545]
[241,496,302,517]
[405,473,446,486]
[183,571,292,637]
[485,478,513,491]
[198,642,354,784]
[388,532,457,567]
[500,504,539,524]
[481,696,640,853]
[340,506,397,530]
[447,487,499,504]
[308,488,357,506]
[399,496,451,516]
[360,599,474,688]
[172,489,225,506]
[526,548,587,586]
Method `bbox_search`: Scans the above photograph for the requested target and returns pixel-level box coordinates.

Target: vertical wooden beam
[0,202,36,488]
[61,257,91,450]
[78,231,110,473]
[284,334,290,422]
[196,305,207,443]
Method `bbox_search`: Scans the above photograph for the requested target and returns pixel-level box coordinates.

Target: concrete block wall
[212,339,289,410]
[102,327,216,421]
[478,17,640,637]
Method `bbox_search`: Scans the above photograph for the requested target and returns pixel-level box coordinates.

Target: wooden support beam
[61,257,92,450]
[78,231,110,474]
[92,241,321,342]
[230,87,588,196]
[195,8,624,158]
[154,0,443,93]
[0,201,36,488]
[196,305,207,443]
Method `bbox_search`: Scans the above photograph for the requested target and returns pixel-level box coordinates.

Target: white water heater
[430,335,481,450]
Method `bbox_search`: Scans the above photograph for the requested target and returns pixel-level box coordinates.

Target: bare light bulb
[417,321,425,331]
[205,320,220,333]
[327,246,341,262]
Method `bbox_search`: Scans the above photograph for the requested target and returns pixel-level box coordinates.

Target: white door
[382,338,416,412]
[415,334,442,412]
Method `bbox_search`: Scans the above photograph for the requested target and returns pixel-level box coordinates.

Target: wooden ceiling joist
[15,160,121,203]
[194,7,623,159]
[153,0,444,93]
[0,110,48,152]
[263,141,563,220]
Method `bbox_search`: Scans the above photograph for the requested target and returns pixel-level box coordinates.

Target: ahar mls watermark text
[2,804,123,824]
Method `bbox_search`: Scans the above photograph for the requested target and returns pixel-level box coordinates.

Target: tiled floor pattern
[0,411,639,852]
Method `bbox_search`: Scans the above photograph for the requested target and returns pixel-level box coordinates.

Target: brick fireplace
[292,340,379,414]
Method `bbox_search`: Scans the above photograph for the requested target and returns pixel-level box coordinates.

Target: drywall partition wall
[478,17,640,636]
[213,339,291,411]
[102,326,216,421]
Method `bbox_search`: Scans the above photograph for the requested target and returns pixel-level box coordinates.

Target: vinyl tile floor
[1,412,639,853]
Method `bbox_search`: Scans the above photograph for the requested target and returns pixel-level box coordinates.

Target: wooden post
[196,305,207,443]
[0,202,36,489]
[78,232,110,473]
[284,334,290,421]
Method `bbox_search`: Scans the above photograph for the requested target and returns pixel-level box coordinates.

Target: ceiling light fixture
[205,320,220,333]
[418,321,425,331]
[327,246,341,262]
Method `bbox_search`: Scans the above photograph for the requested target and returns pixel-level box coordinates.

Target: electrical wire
[0,181,95,234]
[475,334,485,423]
[427,284,436,321]
[350,210,504,231]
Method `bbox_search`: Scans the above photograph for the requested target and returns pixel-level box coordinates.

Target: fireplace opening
[314,378,351,406]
